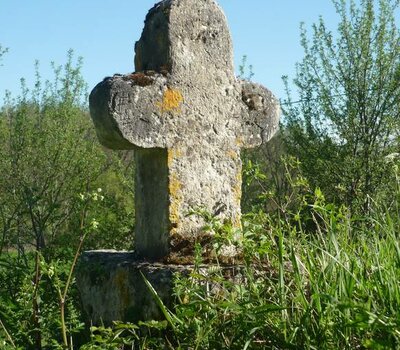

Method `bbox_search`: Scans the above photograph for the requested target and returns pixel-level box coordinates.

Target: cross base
[76,250,244,325]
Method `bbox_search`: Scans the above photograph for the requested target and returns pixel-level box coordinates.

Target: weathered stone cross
[89,0,280,262]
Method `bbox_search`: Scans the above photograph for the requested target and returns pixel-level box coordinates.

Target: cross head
[89,0,280,262]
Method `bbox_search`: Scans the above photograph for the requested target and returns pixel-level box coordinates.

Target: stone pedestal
[76,250,242,325]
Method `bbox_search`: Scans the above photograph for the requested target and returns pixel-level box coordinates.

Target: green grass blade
[140,271,183,332]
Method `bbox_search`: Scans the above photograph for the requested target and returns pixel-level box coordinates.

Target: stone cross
[89,0,280,262]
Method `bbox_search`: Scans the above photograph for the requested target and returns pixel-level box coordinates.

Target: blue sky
[0,1,340,102]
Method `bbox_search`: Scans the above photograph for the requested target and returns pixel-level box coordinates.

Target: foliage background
[0,0,399,349]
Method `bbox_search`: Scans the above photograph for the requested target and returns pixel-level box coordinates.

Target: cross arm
[89,73,171,150]
[237,80,281,148]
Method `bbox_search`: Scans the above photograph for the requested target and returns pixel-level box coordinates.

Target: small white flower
[385,153,400,163]
[48,265,55,278]
[79,193,85,201]
[97,188,102,193]
[91,219,99,229]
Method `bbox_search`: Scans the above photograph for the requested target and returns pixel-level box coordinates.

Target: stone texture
[77,251,175,324]
[89,0,280,262]
[77,250,243,325]
[78,0,280,325]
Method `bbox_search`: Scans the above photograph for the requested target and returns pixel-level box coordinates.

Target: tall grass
[157,198,399,349]
[4,160,399,349]
[84,192,400,349]
[24,157,395,350]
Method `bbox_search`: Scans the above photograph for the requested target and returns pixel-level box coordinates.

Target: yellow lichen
[226,149,238,159]
[167,148,182,167]
[233,170,242,206]
[235,137,244,147]
[114,269,130,308]
[229,151,242,228]
[232,213,242,229]
[157,88,183,113]
[232,170,243,229]
[168,148,183,235]
[169,173,182,201]
[169,173,182,235]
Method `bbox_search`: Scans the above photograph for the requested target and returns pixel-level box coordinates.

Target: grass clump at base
[83,190,400,349]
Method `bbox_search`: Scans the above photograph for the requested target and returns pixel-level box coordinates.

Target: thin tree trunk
[32,251,42,350]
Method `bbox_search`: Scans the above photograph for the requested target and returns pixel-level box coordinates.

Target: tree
[0,51,135,260]
[0,51,135,349]
[282,0,400,213]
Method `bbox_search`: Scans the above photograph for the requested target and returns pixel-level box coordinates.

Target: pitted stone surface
[76,250,246,325]
[89,0,280,261]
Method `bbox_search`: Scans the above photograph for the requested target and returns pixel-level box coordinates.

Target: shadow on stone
[76,0,280,326]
